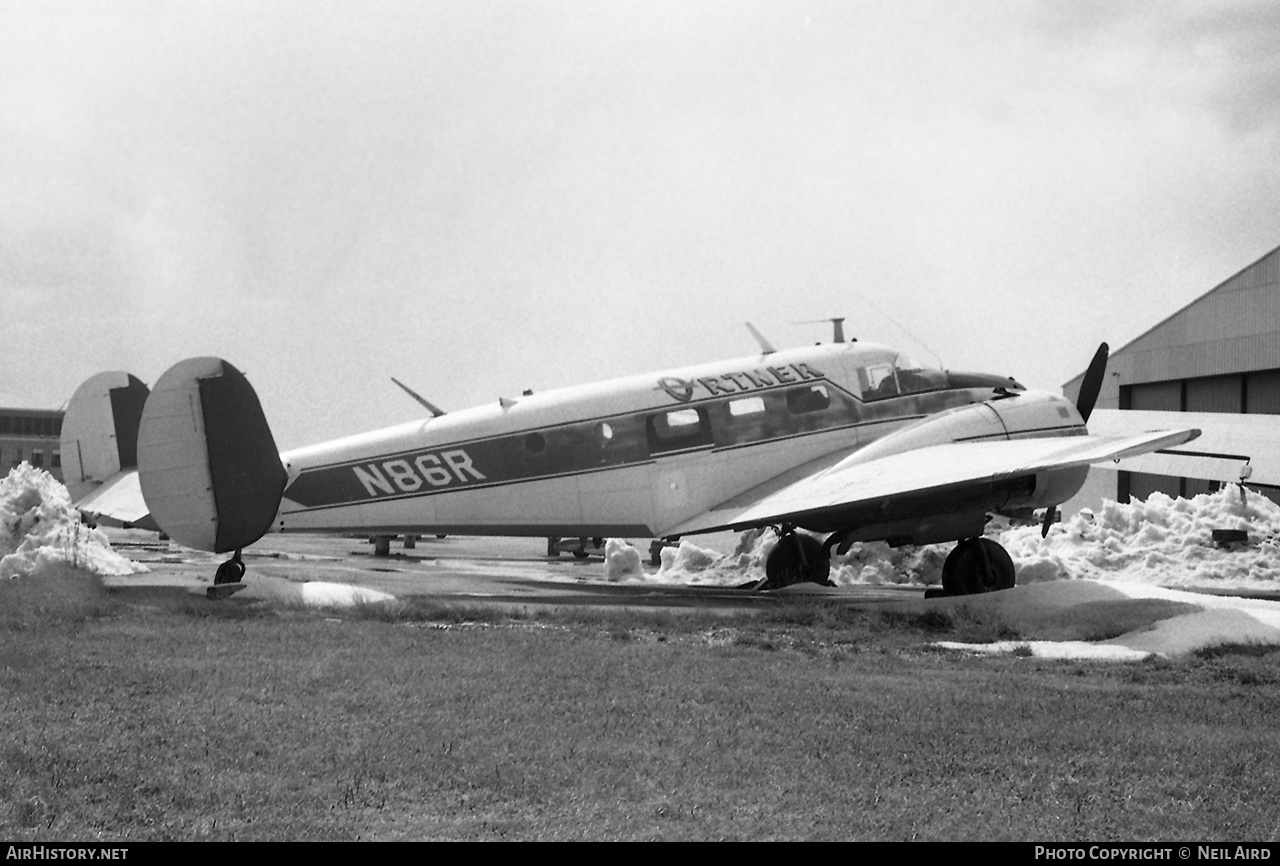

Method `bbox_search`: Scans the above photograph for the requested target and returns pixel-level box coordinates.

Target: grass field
[2,587,1279,841]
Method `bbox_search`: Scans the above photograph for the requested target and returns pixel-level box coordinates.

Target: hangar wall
[1063,243,1280,510]
[0,408,65,482]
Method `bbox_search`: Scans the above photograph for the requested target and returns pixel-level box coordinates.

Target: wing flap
[665,428,1199,537]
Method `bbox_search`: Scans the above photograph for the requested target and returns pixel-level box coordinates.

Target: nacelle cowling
[813,392,1091,544]
[843,391,1086,469]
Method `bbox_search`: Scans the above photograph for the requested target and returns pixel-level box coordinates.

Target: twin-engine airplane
[61,331,1199,595]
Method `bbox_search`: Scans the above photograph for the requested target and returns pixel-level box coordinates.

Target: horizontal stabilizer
[73,469,159,531]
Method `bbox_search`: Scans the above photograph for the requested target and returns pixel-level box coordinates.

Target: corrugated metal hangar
[1065,243,1280,508]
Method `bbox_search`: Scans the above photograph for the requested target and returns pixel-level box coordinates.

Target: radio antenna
[859,296,943,368]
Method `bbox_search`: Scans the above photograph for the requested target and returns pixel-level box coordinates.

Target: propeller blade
[1040,506,1057,538]
[1076,342,1109,423]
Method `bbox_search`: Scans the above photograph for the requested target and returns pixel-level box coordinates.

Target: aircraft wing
[664,428,1200,537]
[73,469,157,530]
[1087,409,1280,488]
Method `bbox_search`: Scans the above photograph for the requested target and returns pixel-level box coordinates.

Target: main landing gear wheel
[763,531,832,589]
[941,538,1015,596]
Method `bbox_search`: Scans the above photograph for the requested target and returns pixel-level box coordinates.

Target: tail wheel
[214,554,246,585]
[941,538,1015,595]
[764,532,831,589]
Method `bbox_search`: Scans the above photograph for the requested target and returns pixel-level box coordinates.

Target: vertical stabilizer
[137,358,287,553]
[60,371,150,502]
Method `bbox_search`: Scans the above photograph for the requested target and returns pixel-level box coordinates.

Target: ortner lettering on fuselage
[657,362,824,402]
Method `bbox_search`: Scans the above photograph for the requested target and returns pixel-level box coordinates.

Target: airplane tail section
[60,371,150,503]
[138,358,287,553]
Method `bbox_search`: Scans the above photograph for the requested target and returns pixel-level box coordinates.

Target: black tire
[763,533,830,588]
[572,549,590,559]
[941,538,1014,595]
[214,558,246,585]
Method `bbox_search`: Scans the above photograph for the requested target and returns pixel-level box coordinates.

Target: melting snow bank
[1,464,146,579]
[237,575,395,608]
[0,465,392,610]
[935,580,1280,661]
[603,486,1280,591]
[605,529,777,585]
[999,487,1280,589]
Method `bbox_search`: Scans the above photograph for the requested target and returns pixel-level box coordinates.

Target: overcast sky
[3,0,1279,448]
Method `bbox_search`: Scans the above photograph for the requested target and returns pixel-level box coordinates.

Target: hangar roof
[1065,242,1280,401]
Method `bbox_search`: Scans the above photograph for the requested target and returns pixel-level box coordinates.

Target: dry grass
[0,562,108,629]
[1,588,1278,840]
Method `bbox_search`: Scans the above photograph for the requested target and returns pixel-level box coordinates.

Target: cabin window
[786,385,830,414]
[646,407,713,453]
[726,396,766,419]
[523,432,546,454]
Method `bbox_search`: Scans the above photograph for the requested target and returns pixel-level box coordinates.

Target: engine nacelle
[806,391,1092,544]
[845,390,1086,468]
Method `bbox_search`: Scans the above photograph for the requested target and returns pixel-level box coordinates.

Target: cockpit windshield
[855,353,948,401]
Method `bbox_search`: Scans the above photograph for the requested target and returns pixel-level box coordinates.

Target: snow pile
[1,464,146,579]
[999,487,1280,588]
[640,529,777,586]
[829,542,948,587]
[238,575,395,608]
[601,486,1280,591]
[830,486,1280,589]
[603,538,643,581]
[600,535,763,586]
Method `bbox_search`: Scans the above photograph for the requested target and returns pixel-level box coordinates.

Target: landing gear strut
[940,537,1015,596]
[762,528,834,589]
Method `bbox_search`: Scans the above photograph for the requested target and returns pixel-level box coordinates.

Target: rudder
[60,371,150,502]
[138,358,287,553]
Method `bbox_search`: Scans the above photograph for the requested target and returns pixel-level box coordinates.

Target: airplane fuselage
[273,341,1052,539]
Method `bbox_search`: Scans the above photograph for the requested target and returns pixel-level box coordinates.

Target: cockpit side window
[856,355,947,401]
[859,364,899,399]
